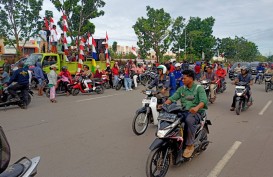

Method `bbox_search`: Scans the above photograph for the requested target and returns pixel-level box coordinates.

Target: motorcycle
[264,73,272,92]
[101,75,111,89]
[71,76,104,96]
[0,126,40,177]
[132,89,165,135]
[256,70,264,84]
[200,79,216,103]
[45,79,73,98]
[234,81,253,115]
[216,78,226,93]
[0,86,33,109]
[146,104,211,177]
[115,73,135,90]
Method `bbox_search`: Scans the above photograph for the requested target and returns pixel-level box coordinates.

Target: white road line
[75,93,124,102]
[207,141,242,177]
[258,100,272,115]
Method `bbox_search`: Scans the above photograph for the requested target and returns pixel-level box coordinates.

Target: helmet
[62,66,67,71]
[175,63,181,67]
[241,66,249,73]
[157,65,167,74]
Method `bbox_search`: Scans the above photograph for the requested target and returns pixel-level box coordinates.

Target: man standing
[50,25,58,53]
[33,62,45,96]
[165,70,208,158]
[2,58,11,75]
[38,26,48,53]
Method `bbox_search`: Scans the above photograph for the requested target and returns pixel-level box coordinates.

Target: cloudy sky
[42,0,273,56]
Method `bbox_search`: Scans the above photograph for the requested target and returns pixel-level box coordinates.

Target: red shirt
[170,64,175,73]
[112,67,119,75]
[194,65,201,74]
[216,68,226,78]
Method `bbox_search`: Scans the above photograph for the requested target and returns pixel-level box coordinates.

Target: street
[1,80,273,177]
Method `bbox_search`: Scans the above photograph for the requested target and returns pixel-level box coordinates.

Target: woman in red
[194,62,201,81]
[112,62,119,88]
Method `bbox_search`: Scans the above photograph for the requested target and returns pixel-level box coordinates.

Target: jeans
[124,77,132,90]
[113,75,119,87]
[181,112,202,145]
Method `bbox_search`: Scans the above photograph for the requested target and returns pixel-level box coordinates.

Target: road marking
[75,93,124,102]
[258,100,272,115]
[207,141,242,177]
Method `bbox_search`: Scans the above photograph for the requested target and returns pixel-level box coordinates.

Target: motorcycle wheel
[95,86,104,94]
[265,83,269,92]
[72,88,80,96]
[141,76,148,86]
[235,100,241,115]
[132,112,149,135]
[146,147,170,177]
[103,82,111,89]
[115,82,122,90]
[30,80,37,89]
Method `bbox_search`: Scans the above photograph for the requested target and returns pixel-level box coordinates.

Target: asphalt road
[1,78,273,177]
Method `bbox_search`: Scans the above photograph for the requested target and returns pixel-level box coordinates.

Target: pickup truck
[24,53,113,75]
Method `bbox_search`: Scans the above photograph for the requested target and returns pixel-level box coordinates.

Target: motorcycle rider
[265,64,273,82]
[148,65,170,97]
[58,66,72,95]
[164,69,208,158]
[201,65,218,100]
[82,65,92,91]
[0,66,10,100]
[174,63,183,89]
[215,64,227,91]
[230,66,253,111]
[5,62,29,107]
[234,63,241,74]
[255,63,265,83]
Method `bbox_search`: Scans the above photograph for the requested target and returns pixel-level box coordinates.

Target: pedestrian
[50,25,58,53]
[47,64,58,103]
[124,61,132,91]
[33,62,45,96]
[2,58,11,75]
[112,62,119,88]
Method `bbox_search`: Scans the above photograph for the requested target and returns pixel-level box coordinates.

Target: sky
[42,0,273,56]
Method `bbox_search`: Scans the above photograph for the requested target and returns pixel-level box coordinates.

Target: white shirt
[39,30,47,41]
[51,29,58,42]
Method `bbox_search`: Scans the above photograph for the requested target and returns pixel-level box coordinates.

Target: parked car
[229,62,250,80]
[250,62,259,75]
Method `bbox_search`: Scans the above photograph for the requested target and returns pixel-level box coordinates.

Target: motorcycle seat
[0,164,24,177]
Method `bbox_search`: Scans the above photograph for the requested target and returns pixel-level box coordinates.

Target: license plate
[142,99,151,104]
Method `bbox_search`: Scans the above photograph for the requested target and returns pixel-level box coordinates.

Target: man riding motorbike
[164,69,208,158]
[0,66,10,100]
[174,63,183,89]
[234,63,242,74]
[58,66,72,95]
[5,62,29,107]
[148,65,170,97]
[265,64,273,82]
[201,65,218,99]
[230,66,253,111]
[215,64,226,91]
[255,63,265,83]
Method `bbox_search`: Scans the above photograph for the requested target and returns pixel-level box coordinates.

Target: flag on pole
[105,31,110,66]
[44,17,49,30]
[62,13,69,61]
[91,37,97,73]
[77,37,85,73]
[131,46,137,56]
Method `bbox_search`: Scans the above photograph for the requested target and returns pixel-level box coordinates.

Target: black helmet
[62,66,67,71]
[241,66,249,73]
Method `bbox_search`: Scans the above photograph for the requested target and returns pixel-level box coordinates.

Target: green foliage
[112,41,117,53]
[0,0,43,57]
[50,0,105,43]
[133,6,172,62]
[267,55,273,62]
[185,17,216,61]
[218,36,259,62]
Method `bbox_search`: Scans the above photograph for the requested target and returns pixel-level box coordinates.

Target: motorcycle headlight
[157,128,172,138]
[236,92,243,96]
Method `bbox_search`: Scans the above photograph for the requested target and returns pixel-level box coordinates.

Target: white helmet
[175,63,181,67]
[157,65,167,74]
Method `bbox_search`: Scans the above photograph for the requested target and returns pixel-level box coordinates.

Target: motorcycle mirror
[0,126,11,173]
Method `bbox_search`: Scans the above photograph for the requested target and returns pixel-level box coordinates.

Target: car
[250,62,260,75]
[228,62,250,80]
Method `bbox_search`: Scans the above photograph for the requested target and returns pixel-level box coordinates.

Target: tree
[0,0,43,59]
[50,0,105,44]
[184,17,216,61]
[112,41,117,53]
[133,6,172,62]
[170,16,186,60]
